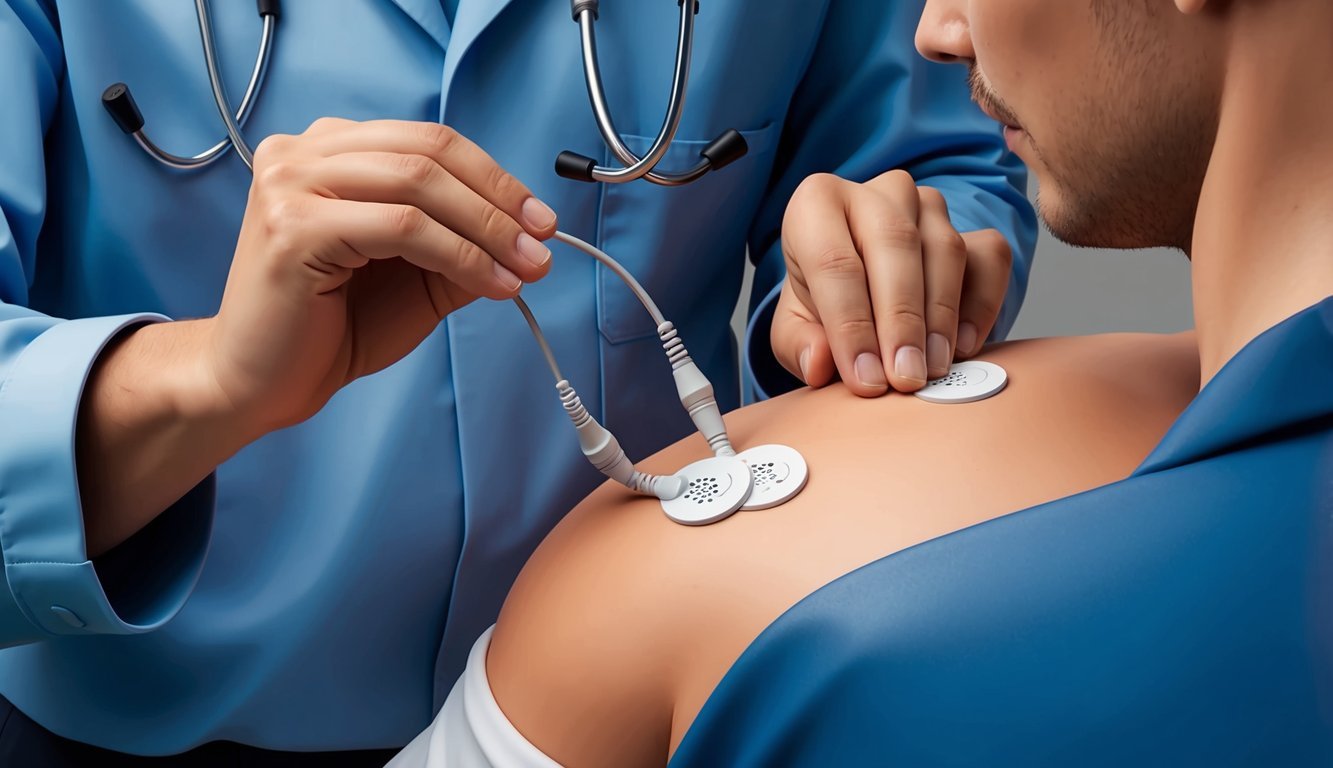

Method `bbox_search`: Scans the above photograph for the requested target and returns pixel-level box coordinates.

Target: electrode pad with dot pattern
[736,444,809,511]
[914,360,1008,404]
[660,456,754,526]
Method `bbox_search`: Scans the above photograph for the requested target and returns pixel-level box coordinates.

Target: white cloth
[387,627,563,768]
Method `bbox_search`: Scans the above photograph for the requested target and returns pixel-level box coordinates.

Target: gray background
[730,182,1195,350]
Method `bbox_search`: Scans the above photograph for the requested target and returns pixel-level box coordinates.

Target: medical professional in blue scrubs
[0,0,1033,763]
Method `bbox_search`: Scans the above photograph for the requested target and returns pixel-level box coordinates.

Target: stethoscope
[99,0,797,526]
[100,0,748,186]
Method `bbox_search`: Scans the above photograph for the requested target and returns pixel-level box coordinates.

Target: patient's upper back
[672,303,1333,766]
[490,331,1202,766]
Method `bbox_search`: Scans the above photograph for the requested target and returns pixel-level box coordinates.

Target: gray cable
[512,295,564,382]
[551,230,665,325]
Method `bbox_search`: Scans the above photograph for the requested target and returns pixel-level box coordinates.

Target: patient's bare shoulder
[488,332,1198,767]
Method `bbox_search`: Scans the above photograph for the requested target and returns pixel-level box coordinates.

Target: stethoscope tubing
[109,0,274,170]
[195,0,259,170]
[103,0,745,185]
[575,5,709,185]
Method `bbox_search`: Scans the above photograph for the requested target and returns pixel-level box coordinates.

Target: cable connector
[557,381,685,500]
[658,322,736,457]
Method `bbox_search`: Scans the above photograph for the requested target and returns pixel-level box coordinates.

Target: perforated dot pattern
[750,462,780,486]
[736,445,809,511]
[915,360,1008,405]
[684,477,721,504]
[661,456,753,526]
[931,370,970,387]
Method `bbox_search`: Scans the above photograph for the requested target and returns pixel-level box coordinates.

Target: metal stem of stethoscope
[554,0,749,186]
[102,0,276,171]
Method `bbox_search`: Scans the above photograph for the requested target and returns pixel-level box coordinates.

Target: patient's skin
[488,331,1198,767]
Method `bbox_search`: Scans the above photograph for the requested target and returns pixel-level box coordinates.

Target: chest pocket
[594,120,782,344]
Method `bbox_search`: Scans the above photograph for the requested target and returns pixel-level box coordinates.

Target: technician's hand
[207,117,558,432]
[772,170,1013,396]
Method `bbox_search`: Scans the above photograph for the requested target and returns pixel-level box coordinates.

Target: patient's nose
[916,0,975,65]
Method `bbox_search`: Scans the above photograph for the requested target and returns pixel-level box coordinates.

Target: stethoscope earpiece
[101,0,278,171]
[699,129,749,173]
[101,83,145,135]
[559,0,748,186]
[555,128,748,184]
[103,0,736,186]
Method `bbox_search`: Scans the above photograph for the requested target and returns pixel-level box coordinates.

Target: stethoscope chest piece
[914,361,1009,405]
[661,456,754,526]
[735,444,809,511]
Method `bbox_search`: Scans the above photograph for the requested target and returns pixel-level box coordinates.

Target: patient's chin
[1035,186,1175,251]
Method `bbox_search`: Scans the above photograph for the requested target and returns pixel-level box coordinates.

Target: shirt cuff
[0,314,212,639]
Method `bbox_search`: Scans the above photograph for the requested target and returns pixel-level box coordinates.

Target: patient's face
[916,0,1220,252]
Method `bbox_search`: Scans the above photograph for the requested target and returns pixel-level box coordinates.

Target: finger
[307,197,524,301]
[297,152,552,283]
[298,119,558,240]
[956,229,1014,358]
[855,173,929,392]
[782,177,889,397]
[770,283,837,388]
[916,187,967,379]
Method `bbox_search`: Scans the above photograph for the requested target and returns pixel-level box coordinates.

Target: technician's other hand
[207,118,558,432]
[772,170,1012,396]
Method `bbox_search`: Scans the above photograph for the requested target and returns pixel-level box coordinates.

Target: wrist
[77,317,261,555]
[96,319,266,453]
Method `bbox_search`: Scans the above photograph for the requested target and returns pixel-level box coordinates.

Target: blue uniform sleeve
[0,0,211,647]
[742,0,1038,401]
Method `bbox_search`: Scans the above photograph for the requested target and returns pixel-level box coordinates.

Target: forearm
[76,319,257,557]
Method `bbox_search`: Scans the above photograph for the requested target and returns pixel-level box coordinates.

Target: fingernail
[798,347,812,382]
[854,352,888,389]
[957,322,979,357]
[517,232,551,268]
[927,333,951,375]
[894,346,927,382]
[522,197,557,230]
[493,262,521,291]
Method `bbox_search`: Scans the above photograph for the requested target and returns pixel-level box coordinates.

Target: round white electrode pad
[914,360,1009,404]
[736,444,810,511]
[660,456,754,526]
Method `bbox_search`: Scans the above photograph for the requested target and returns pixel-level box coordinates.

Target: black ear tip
[256,0,281,18]
[701,129,748,171]
[555,151,598,182]
[102,82,145,134]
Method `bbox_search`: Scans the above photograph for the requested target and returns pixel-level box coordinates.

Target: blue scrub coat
[0,0,1034,754]
[673,298,1333,766]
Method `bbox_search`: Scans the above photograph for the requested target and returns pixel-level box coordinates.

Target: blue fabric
[673,297,1333,766]
[0,0,1033,754]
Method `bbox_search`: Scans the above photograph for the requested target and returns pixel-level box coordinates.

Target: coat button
[50,606,86,629]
